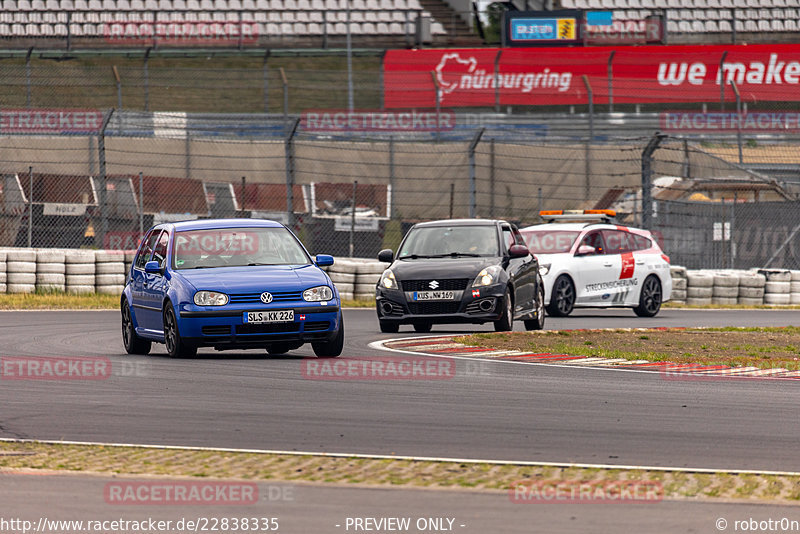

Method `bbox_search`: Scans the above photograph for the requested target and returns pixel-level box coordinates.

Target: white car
[520,210,672,317]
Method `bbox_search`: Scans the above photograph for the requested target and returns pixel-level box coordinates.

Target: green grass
[0,291,375,309]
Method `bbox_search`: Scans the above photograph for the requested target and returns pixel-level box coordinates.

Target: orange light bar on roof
[539,209,616,217]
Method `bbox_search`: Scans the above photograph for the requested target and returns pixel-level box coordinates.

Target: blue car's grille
[236,323,301,334]
[229,291,303,304]
[202,325,232,336]
[304,321,330,332]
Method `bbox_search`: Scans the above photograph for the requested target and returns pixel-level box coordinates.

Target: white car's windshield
[398,225,499,258]
[172,227,310,269]
[522,230,581,254]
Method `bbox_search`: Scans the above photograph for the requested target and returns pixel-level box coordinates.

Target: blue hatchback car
[121,219,343,358]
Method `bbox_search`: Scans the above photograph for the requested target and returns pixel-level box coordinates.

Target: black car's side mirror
[508,244,530,259]
[378,249,394,263]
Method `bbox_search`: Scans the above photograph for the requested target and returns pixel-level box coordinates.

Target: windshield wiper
[445,252,482,257]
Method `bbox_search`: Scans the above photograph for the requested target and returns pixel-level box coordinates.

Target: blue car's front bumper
[178,302,341,350]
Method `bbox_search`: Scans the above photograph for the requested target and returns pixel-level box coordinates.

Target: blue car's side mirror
[315,254,334,267]
[144,260,162,274]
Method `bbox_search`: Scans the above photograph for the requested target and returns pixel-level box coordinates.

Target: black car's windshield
[521,230,581,254]
[398,225,499,259]
[172,227,310,269]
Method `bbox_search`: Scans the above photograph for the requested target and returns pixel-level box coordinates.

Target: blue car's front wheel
[164,303,197,358]
[312,315,344,358]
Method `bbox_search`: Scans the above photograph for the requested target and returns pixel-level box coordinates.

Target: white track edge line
[370,337,800,381]
[2,437,798,477]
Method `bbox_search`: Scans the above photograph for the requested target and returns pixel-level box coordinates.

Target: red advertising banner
[384,44,800,109]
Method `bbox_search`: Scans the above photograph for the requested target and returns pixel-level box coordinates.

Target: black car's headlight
[193,291,229,306]
[379,269,398,290]
[304,285,334,302]
[472,265,502,287]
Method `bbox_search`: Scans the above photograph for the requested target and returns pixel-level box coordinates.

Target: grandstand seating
[0,0,451,44]
[560,0,800,39]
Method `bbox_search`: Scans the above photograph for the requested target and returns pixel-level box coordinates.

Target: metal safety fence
[1,111,799,270]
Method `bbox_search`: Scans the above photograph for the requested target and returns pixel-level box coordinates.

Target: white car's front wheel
[547,275,575,317]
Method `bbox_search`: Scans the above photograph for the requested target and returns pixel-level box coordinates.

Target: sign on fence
[0,109,103,134]
[384,44,800,108]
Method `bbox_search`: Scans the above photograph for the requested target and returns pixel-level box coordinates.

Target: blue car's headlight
[303,285,334,302]
[472,265,502,287]
[193,291,229,306]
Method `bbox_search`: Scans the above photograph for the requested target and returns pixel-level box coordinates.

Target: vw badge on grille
[429,280,439,289]
[260,292,273,303]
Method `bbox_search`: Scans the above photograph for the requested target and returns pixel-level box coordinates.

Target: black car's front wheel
[634,275,663,317]
[379,320,399,333]
[494,288,514,332]
[313,315,344,358]
[121,299,151,355]
[163,303,197,358]
[524,285,546,331]
[547,275,575,317]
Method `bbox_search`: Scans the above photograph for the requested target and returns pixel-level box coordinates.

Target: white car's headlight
[379,269,397,290]
[472,265,502,287]
[193,291,229,306]
[539,263,551,276]
[303,285,334,302]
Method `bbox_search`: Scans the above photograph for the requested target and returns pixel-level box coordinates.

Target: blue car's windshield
[172,227,310,269]
[398,225,499,259]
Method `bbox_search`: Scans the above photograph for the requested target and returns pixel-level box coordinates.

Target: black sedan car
[375,219,545,333]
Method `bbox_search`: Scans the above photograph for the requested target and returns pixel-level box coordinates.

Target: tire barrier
[36,248,66,292]
[95,251,126,296]
[65,250,96,294]
[672,267,797,306]
[6,249,797,307]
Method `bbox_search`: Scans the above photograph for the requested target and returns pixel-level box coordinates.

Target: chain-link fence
[2,110,799,269]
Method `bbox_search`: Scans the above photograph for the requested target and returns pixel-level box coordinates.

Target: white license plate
[413,291,456,301]
[244,310,294,323]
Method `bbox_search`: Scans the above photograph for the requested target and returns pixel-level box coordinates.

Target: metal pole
[143,48,151,112]
[263,50,270,113]
[322,10,328,49]
[431,72,440,142]
[494,50,502,113]
[285,118,300,229]
[641,132,666,231]
[468,128,485,219]
[241,176,246,217]
[537,187,542,220]
[449,183,454,219]
[280,67,289,130]
[25,47,33,109]
[719,51,728,111]
[583,75,593,201]
[607,50,615,113]
[66,12,71,50]
[138,171,143,238]
[731,80,742,164]
[388,135,395,219]
[489,138,495,218]
[185,130,191,179]
[112,66,122,134]
[346,0,353,112]
[27,166,32,247]
[98,109,115,248]
[349,180,357,257]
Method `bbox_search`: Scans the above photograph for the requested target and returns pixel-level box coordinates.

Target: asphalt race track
[1,308,799,472]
